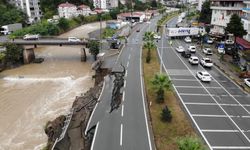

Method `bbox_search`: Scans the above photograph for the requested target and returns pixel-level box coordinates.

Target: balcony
[211,6,243,10]
[242,7,250,13]
[211,2,243,10]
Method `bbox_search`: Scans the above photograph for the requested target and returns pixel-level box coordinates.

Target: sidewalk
[198,44,250,94]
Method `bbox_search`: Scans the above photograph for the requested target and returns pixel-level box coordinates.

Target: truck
[166,27,204,37]
[0,23,22,35]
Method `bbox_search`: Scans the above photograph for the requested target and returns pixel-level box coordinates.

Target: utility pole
[160,25,164,74]
[99,13,102,52]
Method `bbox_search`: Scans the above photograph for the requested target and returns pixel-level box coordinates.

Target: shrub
[161,105,172,122]
[177,136,206,150]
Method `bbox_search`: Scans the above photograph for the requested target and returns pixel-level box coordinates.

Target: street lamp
[160,25,165,74]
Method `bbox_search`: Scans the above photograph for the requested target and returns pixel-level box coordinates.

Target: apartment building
[242,0,250,42]
[8,0,42,24]
[197,0,206,11]
[210,0,244,35]
[93,0,107,9]
[106,0,118,9]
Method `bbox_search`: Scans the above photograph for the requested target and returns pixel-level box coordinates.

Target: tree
[161,105,172,122]
[177,136,206,150]
[226,14,247,39]
[198,0,212,24]
[151,73,172,103]
[57,18,70,32]
[3,43,23,65]
[143,41,156,63]
[88,40,100,60]
[143,31,155,42]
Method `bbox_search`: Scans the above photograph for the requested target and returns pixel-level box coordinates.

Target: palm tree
[151,73,172,103]
[177,136,206,150]
[143,41,156,63]
[143,31,155,42]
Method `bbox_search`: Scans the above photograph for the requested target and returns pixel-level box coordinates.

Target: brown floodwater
[0,22,104,150]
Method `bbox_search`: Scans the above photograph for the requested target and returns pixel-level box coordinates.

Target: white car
[218,47,225,54]
[188,45,196,53]
[196,71,212,82]
[23,34,39,40]
[175,46,185,52]
[154,34,161,40]
[244,78,250,87]
[203,48,213,55]
[207,38,214,44]
[226,39,234,45]
[184,36,192,43]
[200,58,213,68]
[188,56,199,65]
[68,37,81,42]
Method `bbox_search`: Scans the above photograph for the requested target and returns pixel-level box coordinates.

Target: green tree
[161,105,172,122]
[0,52,5,61]
[143,41,156,63]
[177,136,206,150]
[151,73,172,103]
[58,18,70,32]
[226,14,247,40]
[3,43,23,65]
[198,0,212,24]
[88,40,100,60]
[143,31,155,42]
[159,8,166,15]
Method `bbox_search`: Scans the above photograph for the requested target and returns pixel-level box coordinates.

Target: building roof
[236,37,250,49]
[58,2,76,8]
[78,4,90,9]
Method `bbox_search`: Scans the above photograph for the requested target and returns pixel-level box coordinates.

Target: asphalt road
[86,17,160,150]
[158,16,250,150]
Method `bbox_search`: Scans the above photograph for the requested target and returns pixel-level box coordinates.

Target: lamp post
[160,25,165,74]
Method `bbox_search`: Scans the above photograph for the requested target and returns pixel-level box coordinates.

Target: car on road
[200,57,213,68]
[196,71,212,82]
[181,51,191,58]
[175,46,185,53]
[68,37,81,42]
[154,34,161,40]
[206,38,214,44]
[226,39,234,45]
[188,45,196,53]
[184,36,192,43]
[23,34,39,40]
[188,56,199,65]
[244,78,250,87]
[202,48,213,55]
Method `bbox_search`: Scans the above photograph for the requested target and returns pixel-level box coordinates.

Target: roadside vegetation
[157,12,179,33]
[142,16,207,149]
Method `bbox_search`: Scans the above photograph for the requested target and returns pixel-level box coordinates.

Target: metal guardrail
[51,108,74,150]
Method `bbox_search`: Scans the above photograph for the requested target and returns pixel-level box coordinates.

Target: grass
[142,48,200,150]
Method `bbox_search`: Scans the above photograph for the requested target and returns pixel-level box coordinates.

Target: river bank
[0,22,105,150]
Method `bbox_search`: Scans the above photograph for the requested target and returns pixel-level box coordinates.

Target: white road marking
[201,130,239,133]
[121,104,124,117]
[124,80,126,88]
[90,122,100,150]
[122,91,125,102]
[85,79,106,135]
[179,93,211,96]
[125,70,128,78]
[171,78,198,81]
[175,86,222,89]
[185,102,250,107]
[127,61,130,68]
[193,114,250,118]
[120,124,123,146]
[171,41,250,143]
[211,146,250,149]
[128,54,131,60]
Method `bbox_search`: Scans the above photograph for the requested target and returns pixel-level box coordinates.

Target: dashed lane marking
[211,146,250,149]
[175,86,222,89]
[201,130,239,133]
[120,124,123,146]
[121,104,124,117]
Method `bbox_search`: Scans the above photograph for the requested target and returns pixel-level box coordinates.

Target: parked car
[136,29,140,32]
[200,58,213,68]
[184,36,192,43]
[244,78,250,87]
[188,56,199,65]
[226,39,234,45]
[181,51,191,58]
[196,71,212,82]
[175,46,185,53]
[188,45,196,53]
[68,37,81,42]
[203,48,213,55]
[23,34,39,40]
[207,38,214,44]
[218,47,225,54]
[225,45,234,55]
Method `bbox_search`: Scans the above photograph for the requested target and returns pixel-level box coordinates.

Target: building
[210,0,244,35]
[8,0,42,24]
[106,0,118,9]
[242,0,250,42]
[117,12,146,22]
[197,0,206,11]
[93,0,107,9]
[58,2,92,19]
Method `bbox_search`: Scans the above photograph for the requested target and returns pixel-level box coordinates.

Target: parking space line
[192,114,250,118]
[175,86,221,89]
[201,130,239,133]
[171,79,198,81]
[185,102,250,107]
[211,146,250,149]
[179,93,210,96]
